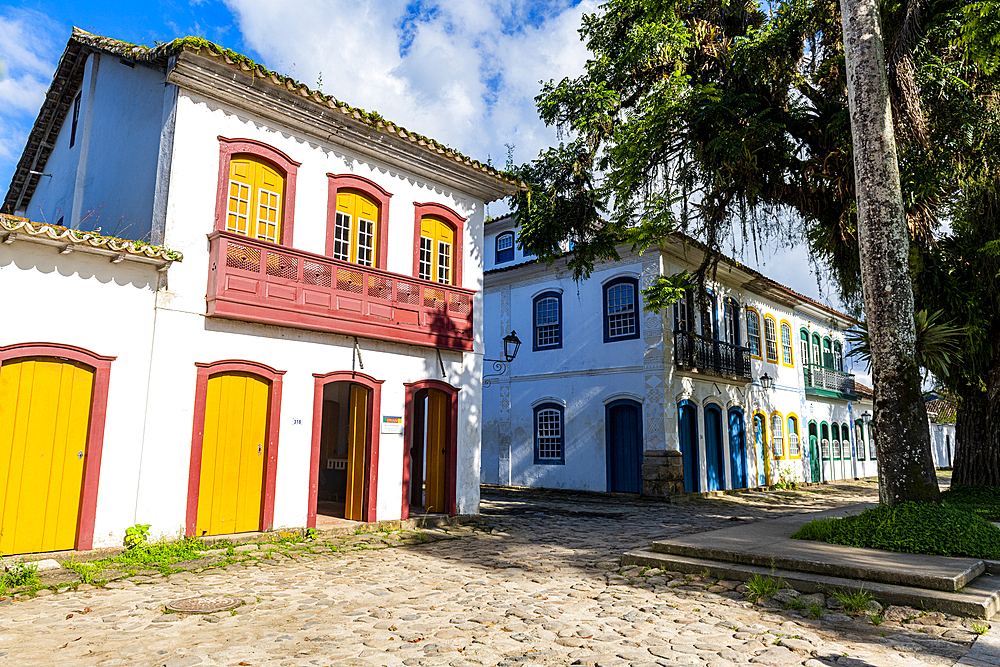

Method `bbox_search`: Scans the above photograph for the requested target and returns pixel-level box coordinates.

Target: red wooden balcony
[206,231,475,351]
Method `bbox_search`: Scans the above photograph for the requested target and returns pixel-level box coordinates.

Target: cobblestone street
[0,479,991,667]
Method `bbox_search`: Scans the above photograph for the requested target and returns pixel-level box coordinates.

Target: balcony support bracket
[436,349,446,378]
[353,336,364,372]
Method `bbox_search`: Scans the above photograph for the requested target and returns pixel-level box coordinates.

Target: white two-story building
[0,29,513,555]
[482,215,876,495]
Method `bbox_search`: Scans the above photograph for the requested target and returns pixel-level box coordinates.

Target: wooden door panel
[425,390,447,512]
[345,384,368,521]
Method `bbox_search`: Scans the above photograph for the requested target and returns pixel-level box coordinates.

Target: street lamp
[758,373,773,391]
[484,331,522,380]
[861,410,871,424]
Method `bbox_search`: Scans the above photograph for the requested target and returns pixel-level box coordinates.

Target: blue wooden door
[728,408,747,488]
[753,413,767,486]
[704,404,723,491]
[678,402,699,493]
[606,400,642,493]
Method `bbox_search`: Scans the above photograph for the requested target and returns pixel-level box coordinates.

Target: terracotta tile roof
[4,29,517,214]
[925,397,957,424]
[0,213,182,263]
[854,382,873,400]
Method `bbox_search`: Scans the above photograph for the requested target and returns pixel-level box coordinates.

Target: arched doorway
[728,407,747,489]
[402,380,458,519]
[309,371,383,526]
[704,404,724,491]
[0,343,114,554]
[752,412,770,486]
[186,360,284,537]
[678,400,699,493]
[606,399,642,493]
[808,422,821,482]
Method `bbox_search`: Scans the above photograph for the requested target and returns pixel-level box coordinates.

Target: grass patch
[0,561,40,592]
[942,485,1000,521]
[791,502,1000,559]
[832,587,874,614]
[744,573,783,601]
[973,622,990,635]
[807,603,823,619]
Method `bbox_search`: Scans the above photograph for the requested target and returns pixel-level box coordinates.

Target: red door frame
[308,371,384,527]
[0,342,115,552]
[401,379,459,520]
[185,360,285,537]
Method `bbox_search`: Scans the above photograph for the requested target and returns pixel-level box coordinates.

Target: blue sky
[0,1,850,335]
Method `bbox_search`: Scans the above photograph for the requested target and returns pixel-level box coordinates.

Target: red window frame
[307,370,384,527]
[185,359,285,537]
[412,202,466,286]
[214,136,301,246]
[0,342,115,552]
[326,174,393,270]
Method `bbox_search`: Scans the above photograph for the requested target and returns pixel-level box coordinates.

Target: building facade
[0,30,513,555]
[482,216,876,495]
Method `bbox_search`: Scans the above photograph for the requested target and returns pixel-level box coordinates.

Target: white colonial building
[0,29,513,555]
[482,215,876,495]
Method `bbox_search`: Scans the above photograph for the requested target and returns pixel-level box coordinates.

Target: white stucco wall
[929,421,956,468]
[0,241,159,548]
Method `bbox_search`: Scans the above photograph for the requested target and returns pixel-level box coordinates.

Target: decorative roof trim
[0,214,182,267]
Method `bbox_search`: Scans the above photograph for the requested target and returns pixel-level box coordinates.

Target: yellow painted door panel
[335,191,379,266]
[228,158,284,244]
[424,390,447,513]
[197,373,269,536]
[0,358,93,555]
[420,217,454,285]
[345,385,368,522]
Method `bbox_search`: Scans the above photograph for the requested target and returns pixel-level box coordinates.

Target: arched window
[533,291,562,350]
[770,413,784,458]
[414,203,465,286]
[834,341,844,372]
[495,232,514,264]
[604,277,640,342]
[674,290,694,332]
[216,137,300,247]
[811,333,822,368]
[326,174,392,269]
[534,403,565,464]
[703,291,719,339]
[746,308,762,358]
[842,423,851,459]
[787,415,800,457]
[763,316,778,362]
[823,337,833,368]
[723,297,741,346]
[869,423,877,459]
[780,321,794,366]
[855,420,866,460]
[831,423,841,459]
[800,328,810,365]
[821,422,830,459]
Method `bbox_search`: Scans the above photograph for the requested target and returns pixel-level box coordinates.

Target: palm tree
[846,310,965,383]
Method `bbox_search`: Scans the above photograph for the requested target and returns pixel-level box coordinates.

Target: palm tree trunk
[839,0,939,504]
[952,324,1000,487]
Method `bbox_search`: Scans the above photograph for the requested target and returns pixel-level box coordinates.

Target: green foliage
[959,3,1000,75]
[792,502,1000,559]
[640,271,693,314]
[123,523,151,551]
[832,587,874,615]
[744,573,783,601]
[846,309,965,380]
[807,602,823,619]
[972,622,990,635]
[0,561,39,591]
[941,485,1000,520]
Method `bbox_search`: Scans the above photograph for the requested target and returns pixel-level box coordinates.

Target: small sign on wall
[381,415,403,434]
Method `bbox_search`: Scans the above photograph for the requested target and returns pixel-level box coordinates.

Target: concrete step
[623,549,1000,620]
[649,504,984,592]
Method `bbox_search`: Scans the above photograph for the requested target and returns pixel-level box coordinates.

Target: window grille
[535,406,564,463]
[356,217,374,267]
[605,280,637,340]
[418,237,432,281]
[437,241,452,284]
[534,294,561,349]
[333,212,352,261]
[781,322,793,365]
[496,233,514,263]
[747,310,761,357]
[764,317,778,362]
[771,415,784,457]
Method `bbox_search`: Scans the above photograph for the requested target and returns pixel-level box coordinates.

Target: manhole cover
[165,595,240,614]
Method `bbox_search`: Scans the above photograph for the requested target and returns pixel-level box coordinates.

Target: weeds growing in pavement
[744,573,783,601]
[808,603,823,619]
[973,623,990,635]
[832,587,875,615]
[0,561,39,592]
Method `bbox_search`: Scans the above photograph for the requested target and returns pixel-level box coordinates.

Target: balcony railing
[804,364,857,398]
[673,330,752,380]
[207,231,475,351]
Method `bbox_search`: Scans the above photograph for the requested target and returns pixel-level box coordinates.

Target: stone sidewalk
[0,478,992,667]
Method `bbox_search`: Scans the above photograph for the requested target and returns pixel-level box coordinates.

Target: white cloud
[221,0,595,172]
[0,8,62,116]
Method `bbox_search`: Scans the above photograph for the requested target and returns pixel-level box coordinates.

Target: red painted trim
[326,174,393,269]
[185,359,286,537]
[215,136,300,247]
[207,231,476,352]
[307,371,384,527]
[0,343,116,552]
[401,379,459,520]
[411,202,466,287]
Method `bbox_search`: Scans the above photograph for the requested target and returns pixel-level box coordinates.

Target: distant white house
[0,29,514,555]
[924,395,957,468]
[481,215,876,495]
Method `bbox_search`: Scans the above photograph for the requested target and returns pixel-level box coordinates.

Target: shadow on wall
[0,244,161,292]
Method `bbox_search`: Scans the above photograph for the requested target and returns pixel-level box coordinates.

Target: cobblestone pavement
[0,478,992,667]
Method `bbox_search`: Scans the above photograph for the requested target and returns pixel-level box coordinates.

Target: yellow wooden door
[196,373,269,536]
[419,217,455,284]
[228,158,284,244]
[345,384,368,521]
[0,358,93,555]
[335,192,379,266]
[424,389,447,513]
